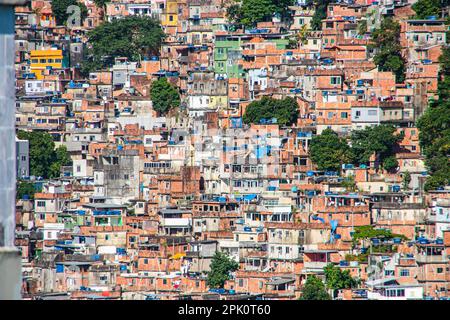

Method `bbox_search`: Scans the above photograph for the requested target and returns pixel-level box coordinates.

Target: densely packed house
[13,0,450,300]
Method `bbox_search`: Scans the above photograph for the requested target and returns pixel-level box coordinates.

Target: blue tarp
[56,264,64,273]
[230,117,242,128]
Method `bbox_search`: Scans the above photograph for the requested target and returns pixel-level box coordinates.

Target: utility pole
[0,0,26,300]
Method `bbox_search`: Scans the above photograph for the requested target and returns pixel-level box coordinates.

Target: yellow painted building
[209,95,228,110]
[161,0,178,27]
[29,49,63,80]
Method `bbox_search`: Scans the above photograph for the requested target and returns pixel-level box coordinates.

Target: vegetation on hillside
[82,16,165,73]
[207,252,239,288]
[369,17,406,83]
[417,46,450,191]
[243,96,299,126]
[299,275,331,300]
[226,0,294,28]
[51,0,87,26]
[309,129,351,172]
[17,131,72,179]
[150,77,181,115]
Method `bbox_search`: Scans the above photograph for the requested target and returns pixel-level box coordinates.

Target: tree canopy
[351,225,407,244]
[51,0,88,26]
[309,128,351,172]
[93,0,109,8]
[417,47,450,191]
[350,125,403,171]
[207,251,239,289]
[82,16,165,73]
[311,0,332,30]
[16,181,37,200]
[412,0,441,19]
[150,77,181,115]
[324,263,359,291]
[370,17,406,83]
[226,0,294,28]
[299,275,331,300]
[243,96,299,126]
[17,131,72,179]
[402,171,411,190]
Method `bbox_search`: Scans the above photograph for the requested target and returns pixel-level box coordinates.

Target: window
[400,269,410,277]
[437,267,443,274]
[37,201,45,207]
[330,76,341,85]
[341,112,348,119]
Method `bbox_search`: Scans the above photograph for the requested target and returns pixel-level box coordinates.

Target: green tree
[240,0,276,27]
[417,46,450,191]
[412,0,441,19]
[350,125,403,169]
[49,145,73,178]
[437,46,450,102]
[83,16,165,72]
[51,0,88,26]
[16,181,37,200]
[402,171,411,190]
[150,77,181,115]
[311,0,332,30]
[17,131,57,179]
[382,155,399,172]
[207,251,239,289]
[243,96,299,126]
[93,0,109,8]
[17,131,72,179]
[226,2,244,26]
[309,128,351,172]
[357,19,367,35]
[227,0,294,27]
[324,263,359,293]
[417,101,450,191]
[352,225,407,244]
[370,17,406,83]
[342,175,357,192]
[299,275,331,300]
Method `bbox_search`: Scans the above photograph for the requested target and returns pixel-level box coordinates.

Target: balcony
[303,261,328,272]
[416,254,447,264]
